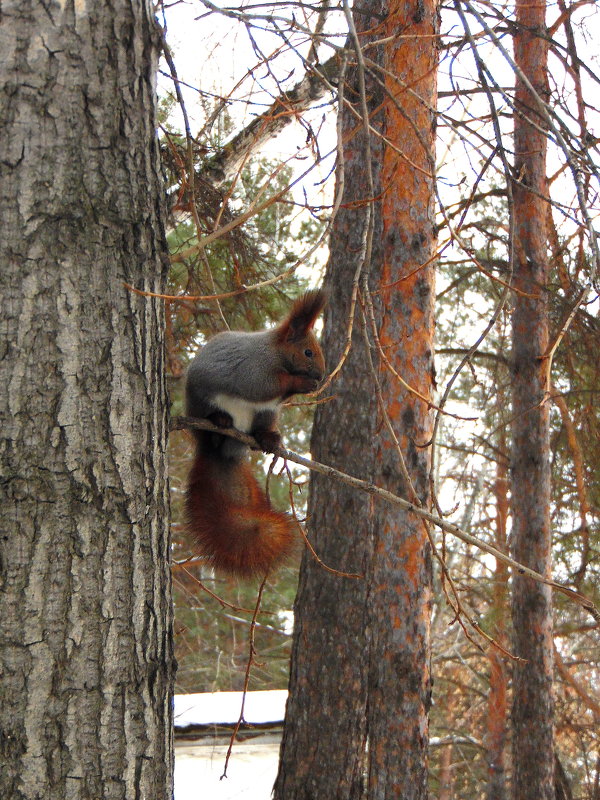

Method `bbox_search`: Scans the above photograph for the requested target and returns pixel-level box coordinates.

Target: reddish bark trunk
[273,4,386,797]
[365,0,438,796]
[487,455,509,800]
[510,0,554,797]
[438,667,459,800]
[438,743,454,800]
[274,0,437,796]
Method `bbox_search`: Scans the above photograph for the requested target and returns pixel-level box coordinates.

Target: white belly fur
[212,393,280,433]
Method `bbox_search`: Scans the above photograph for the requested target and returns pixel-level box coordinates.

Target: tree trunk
[487,451,509,800]
[274,0,437,796]
[365,0,437,795]
[510,0,554,796]
[438,742,454,800]
[273,5,386,796]
[0,3,174,800]
[438,667,459,800]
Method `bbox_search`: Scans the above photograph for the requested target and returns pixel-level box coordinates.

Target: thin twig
[172,416,600,624]
[220,573,269,780]
[179,566,257,613]
[281,460,363,579]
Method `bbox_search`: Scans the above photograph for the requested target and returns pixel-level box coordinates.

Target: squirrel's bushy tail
[186,450,297,578]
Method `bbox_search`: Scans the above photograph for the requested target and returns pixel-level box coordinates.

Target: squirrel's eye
[304,348,313,358]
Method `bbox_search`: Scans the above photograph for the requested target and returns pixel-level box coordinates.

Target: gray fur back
[187,329,283,403]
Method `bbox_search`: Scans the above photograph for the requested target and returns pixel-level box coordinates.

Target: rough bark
[274,0,437,796]
[366,0,437,795]
[487,453,509,800]
[0,3,174,800]
[510,0,554,797]
[273,6,386,797]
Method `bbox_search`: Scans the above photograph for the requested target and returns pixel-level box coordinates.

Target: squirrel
[185,289,327,578]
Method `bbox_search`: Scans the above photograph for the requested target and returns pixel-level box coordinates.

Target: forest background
[163,1,599,798]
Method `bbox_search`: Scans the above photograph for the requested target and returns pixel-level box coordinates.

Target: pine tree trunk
[487,453,509,800]
[438,667,459,800]
[510,0,554,796]
[0,3,174,799]
[274,0,437,796]
[365,0,437,795]
[273,6,386,796]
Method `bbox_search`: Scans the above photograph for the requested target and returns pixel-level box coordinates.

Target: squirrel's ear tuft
[276,289,327,342]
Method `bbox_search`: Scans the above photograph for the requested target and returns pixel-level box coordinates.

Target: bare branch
[202,55,339,187]
[172,416,600,624]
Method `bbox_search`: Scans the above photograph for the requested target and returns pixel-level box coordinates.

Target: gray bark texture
[0,2,174,799]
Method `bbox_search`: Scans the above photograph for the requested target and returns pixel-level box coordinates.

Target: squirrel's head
[274,289,327,389]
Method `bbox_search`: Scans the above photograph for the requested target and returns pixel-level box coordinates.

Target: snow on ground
[175,739,280,800]
[174,691,287,728]
[174,691,287,800]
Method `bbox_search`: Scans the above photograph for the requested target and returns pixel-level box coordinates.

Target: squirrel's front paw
[208,410,234,429]
[293,375,319,394]
[253,429,282,453]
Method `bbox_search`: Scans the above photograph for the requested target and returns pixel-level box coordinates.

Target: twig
[220,573,269,780]
[179,565,257,613]
[282,461,363,579]
[172,415,600,624]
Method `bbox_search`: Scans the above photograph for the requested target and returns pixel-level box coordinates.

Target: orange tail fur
[186,450,297,578]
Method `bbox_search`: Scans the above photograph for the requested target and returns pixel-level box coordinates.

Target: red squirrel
[185,290,327,578]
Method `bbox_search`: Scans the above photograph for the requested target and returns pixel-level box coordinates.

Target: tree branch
[172,416,600,623]
[202,55,340,187]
